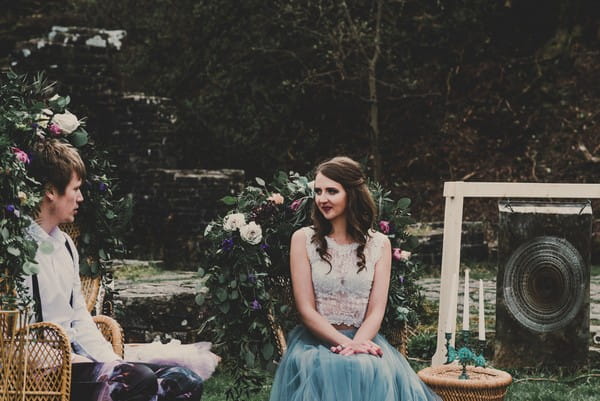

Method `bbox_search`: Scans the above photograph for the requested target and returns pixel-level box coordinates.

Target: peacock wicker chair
[267,276,409,360]
[1,312,72,401]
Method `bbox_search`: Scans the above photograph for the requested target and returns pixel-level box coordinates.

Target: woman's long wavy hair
[310,156,377,273]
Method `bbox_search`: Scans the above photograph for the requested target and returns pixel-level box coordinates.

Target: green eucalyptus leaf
[397,198,411,209]
[221,196,237,205]
[255,177,266,186]
[219,302,230,313]
[7,246,20,256]
[70,130,88,147]
[195,294,205,305]
[22,261,39,275]
[216,288,228,302]
[261,343,274,360]
[244,350,255,368]
[98,249,108,260]
[39,241,54,254]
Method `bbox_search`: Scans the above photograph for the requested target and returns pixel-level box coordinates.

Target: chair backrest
[59,223,103,313]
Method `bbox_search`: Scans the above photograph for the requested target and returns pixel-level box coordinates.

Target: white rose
[223,213,246,231]
[239,222,263,245]
[52,110,80,134]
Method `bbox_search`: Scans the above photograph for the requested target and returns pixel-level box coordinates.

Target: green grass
[506,372,600,401]
[201,366,600,401]
[202,370,273,401]
[112,262,164,280]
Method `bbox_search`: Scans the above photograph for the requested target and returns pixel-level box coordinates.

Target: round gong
[503,236,586,333]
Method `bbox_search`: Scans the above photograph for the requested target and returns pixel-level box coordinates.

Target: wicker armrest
[4,321,72,401]
[93,315,124,358]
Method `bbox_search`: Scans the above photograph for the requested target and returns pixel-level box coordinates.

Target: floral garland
[0,71,130,310]
[199,171,424,399]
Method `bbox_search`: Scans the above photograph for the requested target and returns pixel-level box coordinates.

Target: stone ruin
[9,25,244,264]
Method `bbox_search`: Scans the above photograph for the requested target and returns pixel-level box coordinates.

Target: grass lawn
[201,366,600,401]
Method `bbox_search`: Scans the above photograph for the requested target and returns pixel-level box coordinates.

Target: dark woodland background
[2,0,600,231]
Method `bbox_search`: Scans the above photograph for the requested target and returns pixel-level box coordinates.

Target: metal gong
[503,236,586,333]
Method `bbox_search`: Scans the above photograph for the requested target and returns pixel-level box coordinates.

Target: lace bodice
[302,227,387,327]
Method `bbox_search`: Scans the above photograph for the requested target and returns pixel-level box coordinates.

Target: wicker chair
[0,224,126,400]
[267,277,409,359]
[1,312,72,401]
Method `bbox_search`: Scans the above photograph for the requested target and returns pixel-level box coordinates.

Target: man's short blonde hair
[29,139,86,194]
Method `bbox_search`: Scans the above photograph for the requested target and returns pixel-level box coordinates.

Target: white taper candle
[479,279,485,340]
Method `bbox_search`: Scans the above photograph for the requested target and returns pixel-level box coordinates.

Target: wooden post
[432,183,464,366]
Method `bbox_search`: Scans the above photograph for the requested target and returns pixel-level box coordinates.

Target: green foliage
[199,170,425,399]
[0,71,131,309]
[407,330,437,360]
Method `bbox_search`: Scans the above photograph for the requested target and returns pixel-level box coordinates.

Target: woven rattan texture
[418,365,512,401]
[1,314,71,401]
[93,315,124,358]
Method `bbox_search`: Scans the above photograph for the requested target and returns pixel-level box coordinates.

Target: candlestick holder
[444,330,487,380]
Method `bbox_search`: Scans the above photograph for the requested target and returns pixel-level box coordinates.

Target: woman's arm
[290,229,352,348]
[337,235,391,356]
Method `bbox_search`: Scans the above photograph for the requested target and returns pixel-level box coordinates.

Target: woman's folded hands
[330,340,383,357]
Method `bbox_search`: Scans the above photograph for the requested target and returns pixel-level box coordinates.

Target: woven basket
[418,365,512,401]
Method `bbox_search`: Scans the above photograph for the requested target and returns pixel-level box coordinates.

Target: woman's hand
[330,340,383,357]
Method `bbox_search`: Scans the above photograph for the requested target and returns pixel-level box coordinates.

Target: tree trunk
[368,0,383,181]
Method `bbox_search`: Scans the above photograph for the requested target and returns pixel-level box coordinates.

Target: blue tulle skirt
[269,326,441,401]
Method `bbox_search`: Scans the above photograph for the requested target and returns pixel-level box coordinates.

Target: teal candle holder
[444,330,486,380]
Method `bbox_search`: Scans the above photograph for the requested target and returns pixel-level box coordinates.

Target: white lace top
[302,226,387,327]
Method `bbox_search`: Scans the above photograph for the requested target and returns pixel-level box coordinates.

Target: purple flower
[399,275,405,284]
[379,220,391,234]
[99,182,108,192]
[6,204,15,213]
[260,243,269,251]
[290,198,304,212]
[250,299,262,310]
[248,273,257,283]
[221,238,234,251]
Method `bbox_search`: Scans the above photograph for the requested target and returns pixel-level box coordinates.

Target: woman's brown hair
[310,156,377,272]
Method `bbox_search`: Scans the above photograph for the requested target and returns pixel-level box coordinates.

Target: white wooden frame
[431,182,600,366]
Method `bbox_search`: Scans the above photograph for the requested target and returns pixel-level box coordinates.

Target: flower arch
[0,71,130,310]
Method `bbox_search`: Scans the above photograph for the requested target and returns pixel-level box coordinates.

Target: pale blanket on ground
[124,340,220,380]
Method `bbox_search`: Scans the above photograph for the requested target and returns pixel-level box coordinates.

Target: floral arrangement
[0,71,131,310]
[199,170,424,399]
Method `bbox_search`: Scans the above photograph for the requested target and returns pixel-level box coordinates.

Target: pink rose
[290,198,304,212]
[11,148,30,164]
[379,220,391,234]
[267,193,284,205]
[393,248,411,261]
[48,123,62,136]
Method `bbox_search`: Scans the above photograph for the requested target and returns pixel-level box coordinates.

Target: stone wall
[8,26,245,263]
[113,270,208,343]
[132,168,245,264]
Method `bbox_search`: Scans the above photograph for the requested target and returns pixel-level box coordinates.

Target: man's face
[50,173,83,224]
